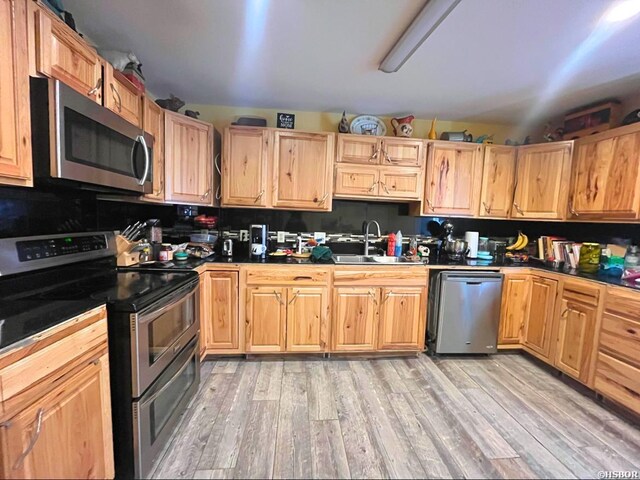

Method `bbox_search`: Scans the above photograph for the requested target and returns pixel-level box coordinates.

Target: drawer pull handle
[368,182,377,192]
[380,181,390,194]
[294,276,313,281]
[561,308,570,318]
[425,198,435,212]
[568,200,579,217]
[110,83,122,112]
[627,328,637,335]
[482,202,491,214]
[87,77,102,97]
[13,408,44,470]
[288,292,299,305]
[273,291,285,305]
[368,290,377,305]
[255,190,265,203]
[513,202,524,215]
[369,148,379,162]
[317,193,329,204]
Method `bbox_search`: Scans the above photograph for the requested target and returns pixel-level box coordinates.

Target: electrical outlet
[239,230,249,242]
[276,231,286,243]
[314,232,327,244]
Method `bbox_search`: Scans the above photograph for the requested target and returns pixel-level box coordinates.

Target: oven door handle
[139,338,198,408]
[136,283,198,325]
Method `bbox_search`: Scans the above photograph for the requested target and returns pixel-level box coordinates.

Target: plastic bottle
[394,230,403,257]
[387,232,396,257]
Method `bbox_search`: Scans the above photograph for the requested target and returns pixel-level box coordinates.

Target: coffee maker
[250,224,268,259]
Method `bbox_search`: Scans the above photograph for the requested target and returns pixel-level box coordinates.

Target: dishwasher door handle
[466,281,483,285]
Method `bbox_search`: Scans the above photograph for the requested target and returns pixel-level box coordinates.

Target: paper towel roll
[465,231,479,258]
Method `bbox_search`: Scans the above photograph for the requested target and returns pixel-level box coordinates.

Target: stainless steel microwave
[31,78,153,194]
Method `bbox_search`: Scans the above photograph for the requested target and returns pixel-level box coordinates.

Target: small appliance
[222,238,234,257]
[465,231,479,258]
[250,224,268,259]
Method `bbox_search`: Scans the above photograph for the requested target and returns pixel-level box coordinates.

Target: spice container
[158,243,173,261]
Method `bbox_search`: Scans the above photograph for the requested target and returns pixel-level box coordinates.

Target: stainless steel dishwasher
[428,271,503,354]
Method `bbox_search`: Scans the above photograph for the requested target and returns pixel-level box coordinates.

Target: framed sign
[277,112,295,129]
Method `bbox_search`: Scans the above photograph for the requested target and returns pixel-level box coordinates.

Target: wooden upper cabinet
[380,138,424,167]
[512,142,573,219]
[285,287,329,352]
[141,97,165,202]
[332,287,379,352]
[569,124,640,220]
[0,354,114,479]
[104,63,142,127]
[245,286,287,353]
[336,134,379,164]
[33,3,102,103]
[377,287,426,350]
[222,127,269,207]
[522,276,558,360]
[498,274,530,346]
[423,141,483,216]
[334,165,379,198]
[378,168,422,200]
[479,145,517,218]
[272,131,334,211]
[553,281,601,385]
[201,271,239,352]
[164,111,214,205]
[0,0,33,187]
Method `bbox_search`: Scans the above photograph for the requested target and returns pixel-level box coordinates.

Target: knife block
[116,235,141,266]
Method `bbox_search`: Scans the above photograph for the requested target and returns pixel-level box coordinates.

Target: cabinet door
[104,63,142,127]
[222,127,269,206]
[202,272,239,352]
[380,138,424,167]
[0,354,114,479]
[164,111,213,205]
[245,287,286,352]
[512,142,572,219]
[498,274,530,346]
[424,142,483,216]
[142,97,165,202]
[554,296,598,384]
[34,6,102,103]
[332,287,379,351]
[523,276,558,359]
[378,287,426,350]
[336,134,380,164]
[479,145,517,218]
[569,126,640,219]
[378,168,422,200]
[272,131,333,211]
[0,0,32,187]
[334,165,379,198]
[286,287,329,352]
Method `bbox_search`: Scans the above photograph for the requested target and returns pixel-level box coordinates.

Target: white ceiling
[64,0,640,125]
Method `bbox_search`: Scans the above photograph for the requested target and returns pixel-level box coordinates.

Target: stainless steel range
[0,232,200,478]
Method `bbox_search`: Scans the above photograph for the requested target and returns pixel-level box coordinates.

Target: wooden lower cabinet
[498,274,530,346]
[522,276,557,360]
[377,287,426,350]
[245,287,287,352]
[285,287,329,352]
[332,287,379,351]
[0,354,113,479]
[200,271,239,354]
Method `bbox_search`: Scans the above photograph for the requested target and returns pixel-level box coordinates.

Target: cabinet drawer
[562,280,601,306]
[594,352,640,415]
[599,312,640,368]
[333,268,427,286]
[378,168,421,200]
[0,306,107,407]
[334,165,379,197]
[245,268,330,285]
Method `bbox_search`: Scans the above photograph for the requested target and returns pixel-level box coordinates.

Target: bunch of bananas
[507,232,529,251]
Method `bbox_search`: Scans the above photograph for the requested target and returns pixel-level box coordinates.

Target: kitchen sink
[332,255,423,265]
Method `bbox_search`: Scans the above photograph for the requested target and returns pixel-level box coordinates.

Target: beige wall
[185,103,517,144]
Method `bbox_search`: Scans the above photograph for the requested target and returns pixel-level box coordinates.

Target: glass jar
[158,243,172,261]
[579,243,601,273]
[624,245,640,269]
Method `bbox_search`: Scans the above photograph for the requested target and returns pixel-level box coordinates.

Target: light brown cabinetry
[423,141,483,216]
[285,287,329,352]
[336,134,424,167]
[201,271,240,354]
[512,142,573,219]
[0,306,113,479]
[479,145,517,218]
[222,127,269,206]
[32,2,103,103]
[378,286,426,350]
[0,0,32,187]
[164,111,214,205]
[522,276,557,360]
[246,286,287,352]
[272,130,333,210]
[332,287,379,352]
[141,97,165,202]
[568,123,640,220]
[553,280,601,385]
[104,63,142,127]
[498,273,530,346]
[334,165,379,197]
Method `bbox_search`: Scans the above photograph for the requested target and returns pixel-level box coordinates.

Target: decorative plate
[350,115,386,136]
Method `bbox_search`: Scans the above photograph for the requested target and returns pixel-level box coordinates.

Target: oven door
[133,335,200,479]
[131,279,199,397]
[52,79,153,193]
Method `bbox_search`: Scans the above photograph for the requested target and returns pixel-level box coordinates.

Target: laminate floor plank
[370,359,409,393]
[273,372,313,479]
[310,419,351,479]
[307,361,338,420]
[253,360,284,401]
[233,400,279,479]
[283,358,306,373]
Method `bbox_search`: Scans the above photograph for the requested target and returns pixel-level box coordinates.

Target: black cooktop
[0,259,197,351]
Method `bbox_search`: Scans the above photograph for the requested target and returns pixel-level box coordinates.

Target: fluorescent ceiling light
[603,0,640,22]
[379,0,461,73]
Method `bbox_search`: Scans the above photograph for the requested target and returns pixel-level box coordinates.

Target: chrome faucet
[364,220,381,256]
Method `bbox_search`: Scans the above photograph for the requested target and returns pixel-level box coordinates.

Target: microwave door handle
[138,135,150,186]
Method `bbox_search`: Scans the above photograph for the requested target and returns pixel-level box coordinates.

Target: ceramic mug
[251,244,266,255]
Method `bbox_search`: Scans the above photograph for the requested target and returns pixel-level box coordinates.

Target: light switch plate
[239,230,249,242]
[314,232,327,244]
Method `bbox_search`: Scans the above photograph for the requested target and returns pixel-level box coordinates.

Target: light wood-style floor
[151,354,640,479]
